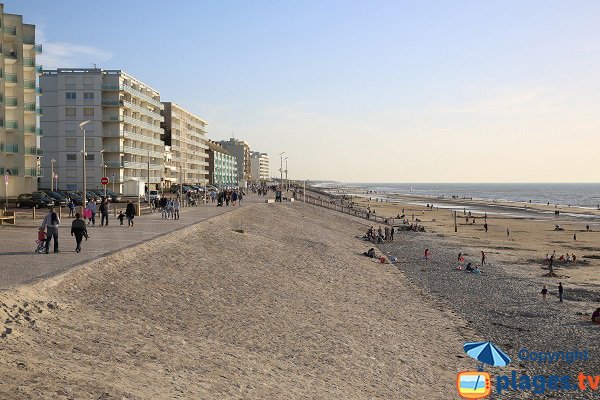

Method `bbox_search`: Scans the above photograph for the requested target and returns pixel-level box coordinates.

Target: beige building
[217,138,251,186]
[161,102,208,186]
[40,69,164,194]
[249,151,269,182]
[0,4,43,197]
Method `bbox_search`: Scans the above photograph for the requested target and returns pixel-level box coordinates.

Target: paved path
[0,195,267,290]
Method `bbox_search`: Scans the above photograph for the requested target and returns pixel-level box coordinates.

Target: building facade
[0,4,43,197]
[161,102,208,187]
[249,151,269,182]
[207,140,237,188]
[217,138,250,185]
[40,69,164,194]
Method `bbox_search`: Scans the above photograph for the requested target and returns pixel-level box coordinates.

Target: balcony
[5,73,17,84]
[5,97,17,107]
[4,51,17,63]
[23,80,36,90]
[6,121,18,130]
[101,84,120,91]
[0,167,19,176]
[123,146,163,158]
[35,65,43,74]
[25,146,43,156]
[35,87,42,95]
[34,44,43,54]
[23,58,35,68]
[101,99,121,106]
[123,115,163,135]
[24,103,42,115]
[122,100,164,121]
[5,143,19,153]
[23,35,35,45]
[121,84,163,109]
[3,26,17,36]
[25,125,43,136]
[102,114,124,123]
[0,119,3,128]
[25,168,41,177]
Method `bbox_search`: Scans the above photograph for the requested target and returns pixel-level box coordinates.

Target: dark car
[91,189,122,203]
[59,191,84,206]
[38,190,68,207]
[15,193,55,209]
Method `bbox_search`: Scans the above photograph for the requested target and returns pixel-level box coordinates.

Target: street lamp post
[100,149,106,198]
[50,158,56,191]
[284,157,288,192]
[279,152,285,189]
[79,120,91,208]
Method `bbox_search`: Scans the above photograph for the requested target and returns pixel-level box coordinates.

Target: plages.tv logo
[457,341,510,399]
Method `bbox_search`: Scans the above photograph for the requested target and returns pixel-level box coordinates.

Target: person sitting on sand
[473,265,481,274]
[558,254,565,261]
[424,248,430,260]
[592,308,600,324]
[566,253,571,262]
[541,285,548,300]
[465,263,474,272]
[364,248,376,258]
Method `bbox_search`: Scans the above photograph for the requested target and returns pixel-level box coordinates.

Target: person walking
[125,200,136,227]
[481,251,486,266]
[231,191,238,206]
[86,199,97,226]
[541,285,548,300]
[238,191,243,205]
[558,282,564,302]
[390,226,394,241]
[173,198,180,220]
[67,198,75,218]
[99,199,109,226]
[40,207,60,254]
[70,213,88,253]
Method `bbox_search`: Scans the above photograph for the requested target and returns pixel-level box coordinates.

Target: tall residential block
[217,138,250,186]
[161,102,208,187]
[207,140,237,188]
[0,4,43,197]
[249,151,269,182]
[40,69,164,194]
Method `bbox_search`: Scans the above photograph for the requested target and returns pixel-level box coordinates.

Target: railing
[5,73,17,83]
[4,51,17,60]
[23,58,35,67]
[5,97,17,106]
[35,65,43,73]
[102,114,124,122]
[101,100,121,106]
[23,35,35,45]
[34,44,43,53]
[0,119,4,128]
[123,115,163,134]
[25,168,40,177]
[5,144,19,153]
[24,125,43,136]
[121,84,163,109]
[24,102,36,111]
[104,129,164,146]
[122,100,164,121]
[25,146,43,156]
[23,80,35,89]
[0,168,19,175]
[298,191,396,225]
[6,121,18,130]
[3,26,17,35]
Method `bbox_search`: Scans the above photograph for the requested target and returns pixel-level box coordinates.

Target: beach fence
[295,191,394,225]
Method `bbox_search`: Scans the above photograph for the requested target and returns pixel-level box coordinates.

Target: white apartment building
[0,4,43,197]
[161,102,208,187]
[218,138,251,186]
[249,151,269,182]
[40,69,164,194]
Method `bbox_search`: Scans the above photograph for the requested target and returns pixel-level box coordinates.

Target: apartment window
[66,92,76,101]
[65,107,76,119]
[83,107,94,117]
[85,154,95,161]
[65,122,77,136]
[65,138,77,148]
[84,92,94,100]
[83,77,94,89]
[66,169,77,179]
[65,77,76,89]
[66,153,77,161]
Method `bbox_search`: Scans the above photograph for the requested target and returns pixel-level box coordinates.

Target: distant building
[207,141,237,187]
[40,69,164,193]
[217,138,250,185]
[249,151,269,182]
[161,102,208,186]
[0,4,43,196]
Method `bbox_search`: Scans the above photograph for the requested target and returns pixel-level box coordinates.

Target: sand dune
[0,202,473,399]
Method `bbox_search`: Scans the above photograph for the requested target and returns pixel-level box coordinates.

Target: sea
[313,183,600,210]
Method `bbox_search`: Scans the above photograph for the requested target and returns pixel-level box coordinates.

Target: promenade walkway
[0,195,265,290]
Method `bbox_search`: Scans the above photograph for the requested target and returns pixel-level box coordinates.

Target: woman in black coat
[125,200,136,227]
[71,213,88,253]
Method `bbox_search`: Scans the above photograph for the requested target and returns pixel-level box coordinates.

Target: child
[68,199,75,218]
[36,227,46,253]
[541,285,548,300]
[117,210,125,226]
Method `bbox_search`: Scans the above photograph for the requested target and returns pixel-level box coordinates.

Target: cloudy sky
[13,0,600,182]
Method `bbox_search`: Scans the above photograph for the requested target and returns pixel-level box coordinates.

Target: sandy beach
[0,201,475,399]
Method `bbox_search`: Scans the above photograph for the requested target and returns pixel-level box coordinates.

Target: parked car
[15,193,55,209]
[75,191,101,203]
[38,190,68,207]
[104,189,122,203]
[145,190,160,203]
[90,189,113,202]
[59,191,84,206]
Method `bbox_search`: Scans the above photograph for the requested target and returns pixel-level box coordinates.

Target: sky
[9,0,600,182]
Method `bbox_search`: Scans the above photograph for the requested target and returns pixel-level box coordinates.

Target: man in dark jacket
[71,213,88,253]
[99,199,109,226]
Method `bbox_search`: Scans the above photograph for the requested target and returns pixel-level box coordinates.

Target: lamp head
[79,120,91,129]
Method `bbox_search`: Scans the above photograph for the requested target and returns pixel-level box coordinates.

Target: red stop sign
[101,177,109,185]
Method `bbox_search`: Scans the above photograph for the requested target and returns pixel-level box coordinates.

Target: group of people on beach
[366,226,395,243]
[36,200,138,254]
